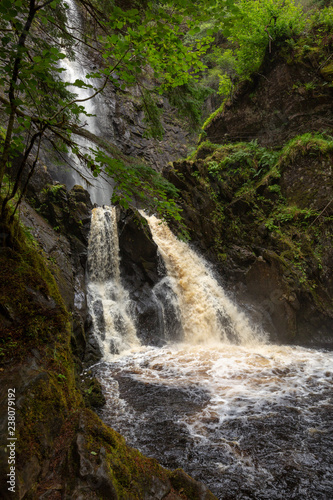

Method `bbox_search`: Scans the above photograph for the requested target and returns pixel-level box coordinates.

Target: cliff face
[204,28,333,148]
[165,139,333,346]
[164,110,333,347]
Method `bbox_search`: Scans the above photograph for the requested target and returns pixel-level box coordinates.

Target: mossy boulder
[35,409,218,500]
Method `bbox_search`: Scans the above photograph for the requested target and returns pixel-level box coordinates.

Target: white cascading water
[61,0,113,205]
[144,214,266,346]
[87,207,139,357]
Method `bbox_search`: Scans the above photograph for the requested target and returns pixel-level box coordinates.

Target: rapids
[94,343,333,499]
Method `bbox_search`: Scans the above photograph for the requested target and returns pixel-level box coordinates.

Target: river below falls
[93,342,333,500]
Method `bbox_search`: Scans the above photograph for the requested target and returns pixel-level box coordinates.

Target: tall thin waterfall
[87,207,139,357]
[144,214,266,346]
[61,0,113,205]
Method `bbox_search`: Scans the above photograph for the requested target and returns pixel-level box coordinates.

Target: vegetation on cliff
[166,129,333,343]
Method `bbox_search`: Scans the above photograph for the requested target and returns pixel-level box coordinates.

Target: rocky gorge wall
[203,28,333,148]
[164,140,333,347]
[157,27,333,348]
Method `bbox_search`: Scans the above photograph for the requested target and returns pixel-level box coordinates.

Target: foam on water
[95,343,333,498]
[98,343,333,428]
[86,208,333,497]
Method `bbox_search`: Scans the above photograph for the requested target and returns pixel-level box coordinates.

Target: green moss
[17,371,81,461]
[279,132,333,165]
[0,204,84,468]
[73,410,169,498]
[0,215,69,362]
[320,61,333,80]
[202,101,225,130]
[188,140,223,160]
[176,133,332,305]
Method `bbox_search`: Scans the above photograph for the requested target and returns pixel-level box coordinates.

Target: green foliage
[166,82,214,128]
[218,73,234,98]
[200,0,306,106]
[202,49,238,94]
[96,1,228,92]
[310,4,333,29]
[91,149,182,221]
[208,141,280,183]
[265,205,319,229]
[0,0,241,221]
[227,0,305,81]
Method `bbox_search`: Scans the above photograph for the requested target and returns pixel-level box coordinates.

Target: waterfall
[87,207,265,357]
[87,206,139,357]
[60,0,113,205]
[144,214,266,346]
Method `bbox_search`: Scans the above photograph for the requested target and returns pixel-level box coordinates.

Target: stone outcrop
[97,87,194,171]
[204,42,333,148]
[117,207,182,346]
[21,179,93,365]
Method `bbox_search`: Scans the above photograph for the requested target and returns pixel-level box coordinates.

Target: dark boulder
[117,208,169,345]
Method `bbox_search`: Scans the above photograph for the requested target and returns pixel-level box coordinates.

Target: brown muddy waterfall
[87,206,333,500]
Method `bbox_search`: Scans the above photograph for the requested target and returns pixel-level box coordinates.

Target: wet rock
[169,469,217,500]
[19,194,91,360]
[245,255,296,341]
[74,433,118,498]
[118,208,161,284]
[117,208,172,345]
[280,155,333,214]
[84,331,103,365]
[98,82,196,172]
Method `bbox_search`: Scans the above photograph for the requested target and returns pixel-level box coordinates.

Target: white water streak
[87,207,139,357]
[61,0,113,205]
